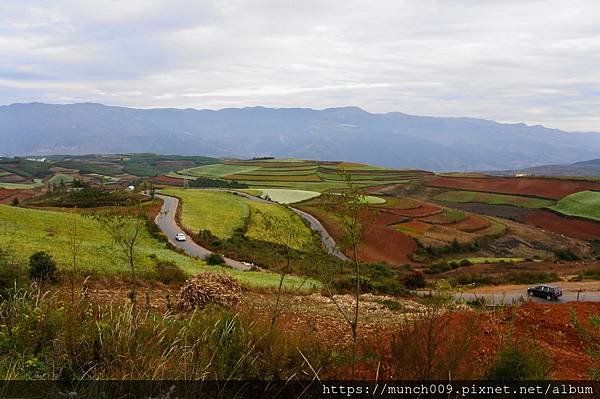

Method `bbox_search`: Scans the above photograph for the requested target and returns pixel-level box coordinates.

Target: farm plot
[427,176,600,200]
[434,190,554,209]
[179,164,261,178]
[255,189,321,204]
[550,191,600,222]
[0,205,309,289]
[522,210,600,240]
[419,208,465,224]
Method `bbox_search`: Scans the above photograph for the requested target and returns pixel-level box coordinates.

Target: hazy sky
[1,0,599,131]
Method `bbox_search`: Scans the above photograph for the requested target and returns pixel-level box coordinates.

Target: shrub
[554,248,580,261]
[205,253,226,265]
[11,197,19,206]
[427,262,451,274]
[174,272,242,312]
[154,260,187,284]
[486,340,552,380]
[403,271,426,289]
[28,251,57,282]
[459,259,472,267]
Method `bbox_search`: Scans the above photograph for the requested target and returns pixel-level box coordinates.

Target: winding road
[154,189,349,271]
[154,194,252,271]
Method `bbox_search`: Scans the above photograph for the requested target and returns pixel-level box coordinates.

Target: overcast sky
[1,0,599,131]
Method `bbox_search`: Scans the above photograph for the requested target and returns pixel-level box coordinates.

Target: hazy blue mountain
[492,158,600,177]
[2,102,600,171]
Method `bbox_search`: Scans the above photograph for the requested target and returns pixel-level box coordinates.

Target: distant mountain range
[492,158,600,177]
[2,102,600,171]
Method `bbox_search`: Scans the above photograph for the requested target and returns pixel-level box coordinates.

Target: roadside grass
[0,204,313,290]
[246,202,314,250]
[550,191,600,221]
[434,190,554,209]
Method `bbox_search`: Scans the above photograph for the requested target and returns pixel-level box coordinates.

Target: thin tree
[256,209,307,334]
[89,204,146,311]
[321,171,375,380]
[69,208,80,303]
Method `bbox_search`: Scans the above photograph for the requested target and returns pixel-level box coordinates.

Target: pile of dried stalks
[174,272,242,312]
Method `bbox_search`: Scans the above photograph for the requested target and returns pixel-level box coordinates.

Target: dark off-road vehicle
[527,285,563,301]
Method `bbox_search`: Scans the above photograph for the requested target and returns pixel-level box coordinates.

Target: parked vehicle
[527,285,562,301]
[175,233,186,242]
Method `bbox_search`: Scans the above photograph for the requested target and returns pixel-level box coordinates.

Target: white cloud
[0,0,599,131]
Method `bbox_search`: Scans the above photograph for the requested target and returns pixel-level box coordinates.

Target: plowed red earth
[449,214,491,232]
[149,175,185,186]
[357,220,417,265]
[428,176,600,200]
[379,203,442,217]
[522,210,600,240]
[0,189,36,205]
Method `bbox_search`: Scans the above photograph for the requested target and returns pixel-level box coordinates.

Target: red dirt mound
[522,209,600,240]
[428,176,600,200]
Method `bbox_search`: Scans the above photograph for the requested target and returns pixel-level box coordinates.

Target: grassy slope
[434,190,554,209]
[550,191,600,221]
[162,189,249,239]
[0,205,312,289]
[161,189,313,249]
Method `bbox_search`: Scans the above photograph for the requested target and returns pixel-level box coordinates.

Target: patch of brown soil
[428,176,600,200]
[522,209,600,240]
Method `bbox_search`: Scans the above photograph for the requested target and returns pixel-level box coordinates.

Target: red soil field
[358,222,417,265]
[449,214,491,232]
[522,210,600,240]
[0,174,28,183]
[149,175,185,187]
[0,189,36,205]
[428,176,600,200]
[379,202,442,217]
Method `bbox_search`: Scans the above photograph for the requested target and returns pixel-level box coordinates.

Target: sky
[1,0,599,132]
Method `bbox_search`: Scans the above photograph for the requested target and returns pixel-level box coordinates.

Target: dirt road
[452,281,600,304]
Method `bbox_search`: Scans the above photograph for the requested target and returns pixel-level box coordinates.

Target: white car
[175,233,186,242]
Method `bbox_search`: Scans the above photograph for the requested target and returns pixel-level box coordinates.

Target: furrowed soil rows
[428,176,600,200]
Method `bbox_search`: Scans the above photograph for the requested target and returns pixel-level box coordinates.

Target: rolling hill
[2,102,600,171]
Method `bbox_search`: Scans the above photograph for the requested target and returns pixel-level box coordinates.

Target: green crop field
[0,205,314,290]
[550,191,600,221]
[180,164,261,177]
[0,181,43,189]
[255,189,321,204]
[246,202,314,249]
[434,190,554,209]
[161,189,313,249]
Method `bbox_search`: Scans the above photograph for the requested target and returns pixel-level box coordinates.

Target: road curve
[154,194,252,271]
[224,190,349,261]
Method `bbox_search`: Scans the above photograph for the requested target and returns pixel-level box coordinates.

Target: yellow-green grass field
[0,181,43,189]
[550,191,600,221]
[434,190,554,209]
[254,189,321,204]
[0,205,315,290]
[161,189,314,249]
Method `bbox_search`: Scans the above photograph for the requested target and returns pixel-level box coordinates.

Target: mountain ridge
[2,102,600,171]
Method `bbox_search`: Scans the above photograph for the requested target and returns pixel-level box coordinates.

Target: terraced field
[434,190,554,209]
[162,159,432,193]
[550,191,600,221]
